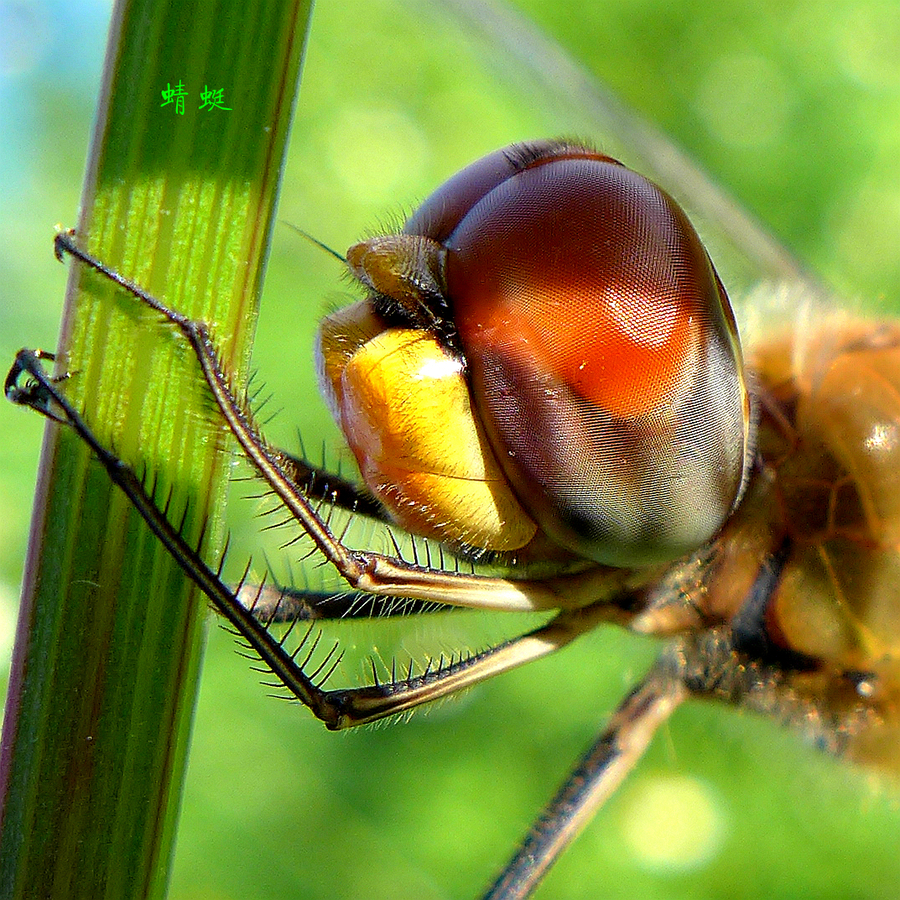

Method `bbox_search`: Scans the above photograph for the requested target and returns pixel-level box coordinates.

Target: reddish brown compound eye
[342,140,752,567]
[412,141,751,567]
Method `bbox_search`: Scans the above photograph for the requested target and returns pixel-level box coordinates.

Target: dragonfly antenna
[283,221,346,264]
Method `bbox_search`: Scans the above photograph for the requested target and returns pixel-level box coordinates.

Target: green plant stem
[0,2,312,898]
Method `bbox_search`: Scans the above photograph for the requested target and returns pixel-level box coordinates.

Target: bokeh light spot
[620,775,726,872]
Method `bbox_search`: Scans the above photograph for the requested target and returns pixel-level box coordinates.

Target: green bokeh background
[2,1,900,898]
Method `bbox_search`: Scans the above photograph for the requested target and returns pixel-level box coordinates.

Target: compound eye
[442,146,751,566]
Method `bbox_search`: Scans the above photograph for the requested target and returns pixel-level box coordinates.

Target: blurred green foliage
[2,1,900,899]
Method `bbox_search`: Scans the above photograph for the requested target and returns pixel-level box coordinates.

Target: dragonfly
[9,128,900,896]
[6,4,900,900]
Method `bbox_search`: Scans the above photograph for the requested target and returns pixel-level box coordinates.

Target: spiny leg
[242,582,458,623]
[51,230,637,616]
[6,348,636,729]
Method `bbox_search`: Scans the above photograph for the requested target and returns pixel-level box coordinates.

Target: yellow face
[317,301,538,552]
